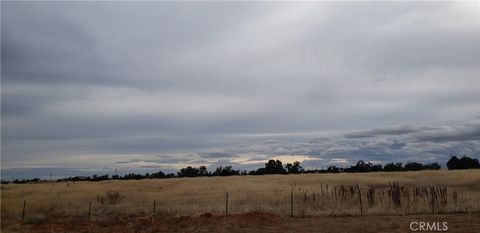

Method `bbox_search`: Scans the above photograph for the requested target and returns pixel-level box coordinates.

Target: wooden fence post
[153,200,156,216]
[88,201,91,222]
[225,192,229,216]
[357,184,363,216]
[22,200,26,223]
[290,190,293,217]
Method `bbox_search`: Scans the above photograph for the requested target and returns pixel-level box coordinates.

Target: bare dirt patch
[2,212,479,233]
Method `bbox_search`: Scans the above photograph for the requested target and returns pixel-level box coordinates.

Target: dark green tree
[447,156,480,170]
[285,161,304,174]
[264,159,287,174]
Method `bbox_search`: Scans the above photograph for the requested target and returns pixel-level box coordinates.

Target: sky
[1,1,480,179]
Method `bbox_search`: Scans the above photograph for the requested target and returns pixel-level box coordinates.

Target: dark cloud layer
[344,125,440,138]
[1,2,479,179]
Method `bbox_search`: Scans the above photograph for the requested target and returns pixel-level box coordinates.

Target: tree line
[3,155,479,184]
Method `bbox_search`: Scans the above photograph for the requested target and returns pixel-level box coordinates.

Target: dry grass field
[2,169,480,232]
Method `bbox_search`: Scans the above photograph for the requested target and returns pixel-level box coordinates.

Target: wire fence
[3,183,480,223]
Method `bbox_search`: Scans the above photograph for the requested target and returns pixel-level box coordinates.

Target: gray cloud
[412,123,480,143]
[2,2,479,178]
[199,152,234,159]
[344,125,439,138]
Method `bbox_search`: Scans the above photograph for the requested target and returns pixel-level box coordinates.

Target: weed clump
[97,190,123,205]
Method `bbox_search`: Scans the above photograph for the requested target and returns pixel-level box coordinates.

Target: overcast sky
[1,2,479,179]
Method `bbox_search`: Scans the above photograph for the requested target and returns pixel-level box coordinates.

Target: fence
[2,183,480,223]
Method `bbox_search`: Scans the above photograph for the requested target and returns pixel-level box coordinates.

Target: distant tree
[447,156,480,170]
[28,157,454,183]
[249,168,266,175]
[122,173,143,180]
[404,162,424,171]
[285,161,304,174]
[90,174,109,181]
[423,162,441,170]
[151,171,166,178]
[198,166,209,176]
[222,166,239,176]
[178,166,199,177]
[371,164,383,172]
[459,156,480,169]
[213,166,222,176]
[384,163,404,172]
[10,178,41,184]
[264,159,287,174]
[212,166,240,176]
[327,165,341,173]
[355,160,370,172]
[447,156,460,170]
[344,160,382,173]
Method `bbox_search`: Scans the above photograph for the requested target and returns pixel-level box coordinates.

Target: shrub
[97,190,124,205]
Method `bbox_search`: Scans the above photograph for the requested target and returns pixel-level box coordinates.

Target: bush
[97,190,124,205]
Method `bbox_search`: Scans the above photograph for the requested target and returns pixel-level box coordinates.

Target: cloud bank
[1,2,479,178]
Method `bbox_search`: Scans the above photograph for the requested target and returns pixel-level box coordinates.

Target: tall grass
[1,170,479,221]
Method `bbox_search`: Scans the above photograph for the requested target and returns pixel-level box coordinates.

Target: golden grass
[2,170,480,222]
